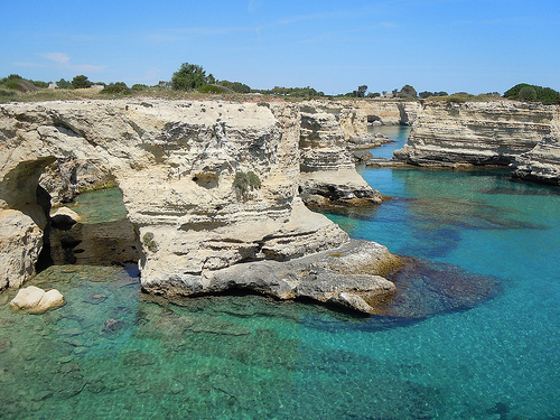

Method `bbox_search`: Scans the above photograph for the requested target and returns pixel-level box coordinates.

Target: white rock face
[0,210,44,290]
[0,99,398,312]
[9,286,64,313]
[298,103,383,206]
[396,101,555,166]
[513,108,560,185]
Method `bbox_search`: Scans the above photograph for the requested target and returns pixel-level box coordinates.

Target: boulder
[10,286,64,314]
[0,210,44,290]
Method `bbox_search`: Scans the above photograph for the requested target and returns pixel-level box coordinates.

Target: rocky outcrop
[298,105,382,207]
[39,158,113,205]
[513,108,560,185]
[9,285,64,314]
[396,101,555,167]
[0,209,44,290]
[0,99,398,313]
[144,240,398,314]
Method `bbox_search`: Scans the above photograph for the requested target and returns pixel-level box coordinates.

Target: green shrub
[218,80,251,93]
[56,79,72,89]
[31,80,49,88]
[101,82,131,95]
[0,89,16,98]
[233,170,261,198]
[142,232,159,252]
[198,84,229,94]
[518,86,538,102]
[504,83,560,105]
[71,75,92,89]
[171,63,208,91]
[131,84,149,92]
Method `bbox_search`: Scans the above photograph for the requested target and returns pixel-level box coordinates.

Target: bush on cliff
[198,84,230,94]
[233,171,261,198]
[71,75,93,89]
[0,75,41,92]
[101,82,131,95]
[172,63,209,90]
[218,80,251,93]
[399,84,418,98]
[504,83,560,105]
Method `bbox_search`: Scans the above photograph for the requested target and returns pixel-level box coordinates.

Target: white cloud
[42,52,70,65]
[22,52,106,73]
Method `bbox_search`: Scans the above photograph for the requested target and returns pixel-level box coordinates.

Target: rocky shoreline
[395,100,560,185]
[0,99,419,314]
[2,97,556,315]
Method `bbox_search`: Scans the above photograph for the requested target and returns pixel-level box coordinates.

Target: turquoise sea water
[369,125,410,159]
[1,129,560,418]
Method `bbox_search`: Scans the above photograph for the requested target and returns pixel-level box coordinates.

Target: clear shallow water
[1,138,560,418]
[68,187,128,224]
[369,125,410,159]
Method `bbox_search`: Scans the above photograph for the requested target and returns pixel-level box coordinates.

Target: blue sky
[2,0,559,94]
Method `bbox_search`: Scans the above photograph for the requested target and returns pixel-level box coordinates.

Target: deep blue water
[0,128,559,418]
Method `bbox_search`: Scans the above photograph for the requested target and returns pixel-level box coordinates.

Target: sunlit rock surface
[0,99,397,312]
[396,101,555,166]
[513,107,560,185]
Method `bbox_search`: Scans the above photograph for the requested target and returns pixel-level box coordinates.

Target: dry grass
[425,93,504,103]
[0,87,424,105]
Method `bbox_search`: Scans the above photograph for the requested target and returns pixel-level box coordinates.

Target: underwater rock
[0,338,12,352]
[147,240,399,315]
[102,318,124,334]
[368,257,500,319]
[10,286,65,314]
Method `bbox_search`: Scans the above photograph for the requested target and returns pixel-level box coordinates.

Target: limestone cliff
[396,101,554,166]
[513,107,560,185]
[0,99,397,313]
[298,104,382,207]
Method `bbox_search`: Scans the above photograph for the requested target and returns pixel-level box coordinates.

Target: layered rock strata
[513,108,560,185]
[0,100,397,313]
[396,101,555,166]
[298,105,382,208]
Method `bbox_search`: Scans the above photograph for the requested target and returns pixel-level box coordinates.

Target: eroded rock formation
[396,101,555,166]
[513,108,560,185]
[298,104,382,208]
[0,99,397,313]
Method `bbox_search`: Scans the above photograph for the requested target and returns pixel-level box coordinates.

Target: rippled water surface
[1,129,559,418]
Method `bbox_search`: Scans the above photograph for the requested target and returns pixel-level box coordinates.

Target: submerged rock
[369,257,500,319]
[10,286,65,314]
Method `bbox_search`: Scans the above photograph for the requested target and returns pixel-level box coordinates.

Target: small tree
[399,84,418,98]
[131,83,149,91]
[101,82,131,94]
[354,85,368,97]
[171,63,208,90]
[56,79,72,89]
[518,86,538,102]
[233,170,261,199]
[71,75,92,89]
